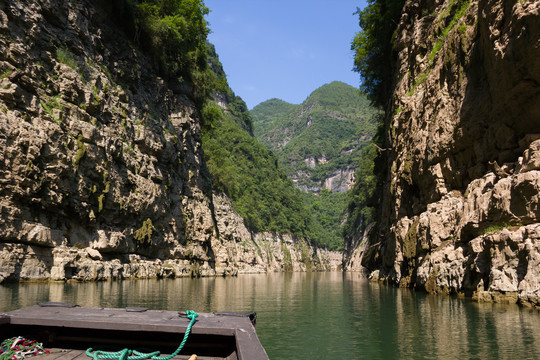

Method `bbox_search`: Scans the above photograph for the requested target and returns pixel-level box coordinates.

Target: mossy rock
[402,217,419,259]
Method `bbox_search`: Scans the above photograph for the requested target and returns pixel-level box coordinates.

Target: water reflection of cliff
[343,273,540,359]
[0,275,310,313]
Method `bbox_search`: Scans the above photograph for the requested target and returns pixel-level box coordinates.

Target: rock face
[323,168,355,193]
[0,0,341,282]
[350,0,540,307]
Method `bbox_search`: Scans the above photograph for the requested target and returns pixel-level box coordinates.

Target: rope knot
[185,310,199,321]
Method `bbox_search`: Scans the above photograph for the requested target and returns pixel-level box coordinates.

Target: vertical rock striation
[0,0,341,282]
[353,0,540,307]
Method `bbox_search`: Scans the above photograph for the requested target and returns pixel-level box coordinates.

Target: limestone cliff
[348,0,540,308]
[0,0,340,282]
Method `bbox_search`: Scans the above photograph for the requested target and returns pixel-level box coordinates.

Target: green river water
[0,272,539,359]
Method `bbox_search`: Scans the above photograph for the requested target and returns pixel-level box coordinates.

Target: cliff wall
[0,0,341,282]
[351,0,540,307]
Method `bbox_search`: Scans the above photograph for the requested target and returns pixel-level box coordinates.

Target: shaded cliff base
[0,233,342,283]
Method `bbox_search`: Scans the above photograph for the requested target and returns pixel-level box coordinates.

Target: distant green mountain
[251,81,378,192]
[249,82,379,250]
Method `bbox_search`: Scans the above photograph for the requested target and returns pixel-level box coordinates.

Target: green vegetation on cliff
[303,190,348,250]
[344,0,405,244]
[351,0,406,107]
[342,138,380,240]
[202,113,311,234]
[112,0,217,109]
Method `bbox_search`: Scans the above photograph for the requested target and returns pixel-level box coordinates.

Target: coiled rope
[0,336,51,359]
[86,310,199,360]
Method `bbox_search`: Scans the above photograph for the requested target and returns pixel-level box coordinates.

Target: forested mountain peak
[251,81,378,193]
[254,97,295,110]
[302,81,370,111]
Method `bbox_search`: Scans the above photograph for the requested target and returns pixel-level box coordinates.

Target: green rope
[86,310,199,360]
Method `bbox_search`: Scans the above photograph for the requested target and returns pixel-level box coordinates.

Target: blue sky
[204,1,367,109]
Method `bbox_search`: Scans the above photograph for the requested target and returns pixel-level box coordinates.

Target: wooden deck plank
[7,306,245,336]
[37,350,85,360]
[8,307,179,325]
[235,328,268,360]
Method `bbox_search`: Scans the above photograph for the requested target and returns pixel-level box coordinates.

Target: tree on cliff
[351,0,405,107]
[112,0,217,109]
[343,142,378,240]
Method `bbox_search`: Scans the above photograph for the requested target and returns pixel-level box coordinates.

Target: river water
[1,272,539,359]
